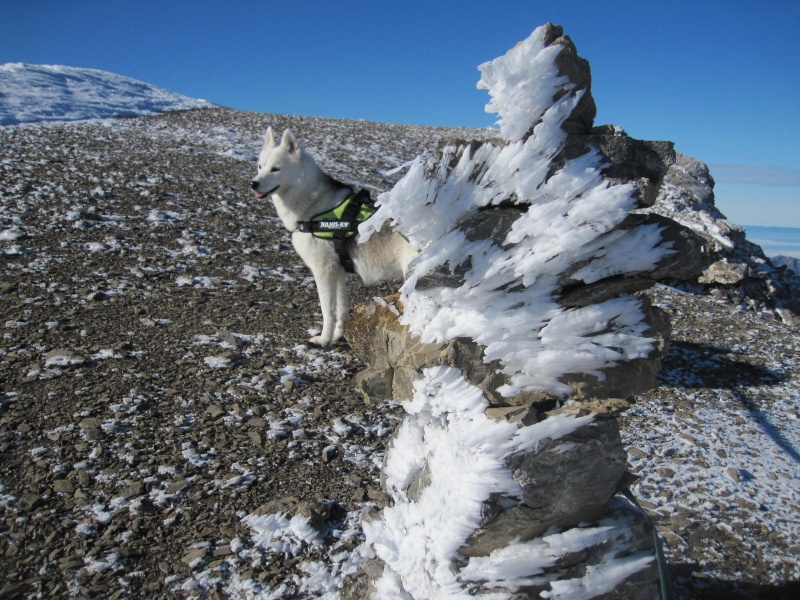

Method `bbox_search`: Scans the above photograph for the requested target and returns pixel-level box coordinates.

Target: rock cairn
[341,24,704,598]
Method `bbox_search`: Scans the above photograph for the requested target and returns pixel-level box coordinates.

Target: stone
[347,290,670,410]
[166,479,190,495]
[53,479,75,494]
[462,419,627,557]
[255,497,330,531]
[347,290,670,409]
[207,404,225,418]
[18,494,41,511]
[181,548,207,567]
[321,446,337,463]
[461,502,549,558]
[643,213,705,281]
[246,417,266,428]
[547,397,633,418]
[561,131,676,206]
[415,208,522,291]
[538,23,596,135]
[513,418,627,514]
[484,404,538,426]
[43,349,87,368]
[340,571,371,600]
[559,276,655,308]
[119,483,143,498]
[699,260,750,285]
[218,328,240,348]
[77,470,90,487]
[561,296,669,400]
[354,367,394,404]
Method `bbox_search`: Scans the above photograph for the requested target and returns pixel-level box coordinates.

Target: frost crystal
[359,24,667,597]
[364,367,593,597]
[360,24,672,398]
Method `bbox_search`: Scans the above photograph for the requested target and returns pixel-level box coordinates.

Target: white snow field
[0,63,214,125]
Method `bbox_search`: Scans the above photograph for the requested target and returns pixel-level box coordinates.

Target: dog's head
[250,127,302,199]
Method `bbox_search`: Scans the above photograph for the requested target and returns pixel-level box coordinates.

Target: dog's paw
[308,335,332,350]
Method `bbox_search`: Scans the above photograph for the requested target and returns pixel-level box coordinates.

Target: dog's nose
[250,180,259,190]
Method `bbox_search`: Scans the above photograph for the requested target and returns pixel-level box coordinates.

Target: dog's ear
[263,126,276,150]
[281,129,299,154]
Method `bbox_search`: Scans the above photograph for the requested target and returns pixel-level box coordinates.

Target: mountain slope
[0,63,214,125]
[0,61,798,598]
[0,106,798,600]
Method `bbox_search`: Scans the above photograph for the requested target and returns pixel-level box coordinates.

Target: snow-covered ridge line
[0,63,214,126]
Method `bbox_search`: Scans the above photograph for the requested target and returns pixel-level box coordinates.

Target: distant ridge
[773,255,800,274]
[0,63,214,125]
[744,225,800,260]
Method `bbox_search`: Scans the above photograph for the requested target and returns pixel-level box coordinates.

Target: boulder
[562,131,676,207]
[648,152,800,320]
[345,292,671,406]
[699,260,751,285]
[462,418,626,557]
[542,23,597,135]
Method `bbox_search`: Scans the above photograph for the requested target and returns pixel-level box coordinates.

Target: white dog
[251,127,414,349]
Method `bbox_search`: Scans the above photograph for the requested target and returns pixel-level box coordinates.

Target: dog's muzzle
[251,181,280,199]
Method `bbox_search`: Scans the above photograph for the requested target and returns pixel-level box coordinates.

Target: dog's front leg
[332,269,348,345]
[308,265,347,348]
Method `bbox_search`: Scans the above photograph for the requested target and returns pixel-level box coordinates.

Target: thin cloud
[710,165,800,187]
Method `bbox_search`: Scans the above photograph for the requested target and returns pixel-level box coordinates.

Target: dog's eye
[270,167,281,172]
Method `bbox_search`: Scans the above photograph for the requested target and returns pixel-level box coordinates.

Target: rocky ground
[1,108,798,598]
[624,284,800,599]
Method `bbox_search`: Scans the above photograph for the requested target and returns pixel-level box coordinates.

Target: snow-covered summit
[0,63,214,126]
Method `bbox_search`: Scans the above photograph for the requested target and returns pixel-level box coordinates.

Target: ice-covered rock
[345,23,674,599]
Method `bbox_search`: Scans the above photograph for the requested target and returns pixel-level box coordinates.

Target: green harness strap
[300,191,376,239]
[297,189,376,272]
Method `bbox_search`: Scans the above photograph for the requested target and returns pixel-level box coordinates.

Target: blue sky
[2,0,799,228]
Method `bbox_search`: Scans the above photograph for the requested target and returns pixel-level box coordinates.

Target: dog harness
[297,189,376,273]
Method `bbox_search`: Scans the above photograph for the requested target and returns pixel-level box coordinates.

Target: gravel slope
[1,108,798,599]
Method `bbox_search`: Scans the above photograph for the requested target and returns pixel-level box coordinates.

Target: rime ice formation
[347,24,675,599]
[360,367,654,598]
[359,28,674,401]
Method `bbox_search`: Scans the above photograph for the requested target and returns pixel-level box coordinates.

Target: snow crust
[243,512,323,556]
[0,63,213,126]
[361,25,673,398]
